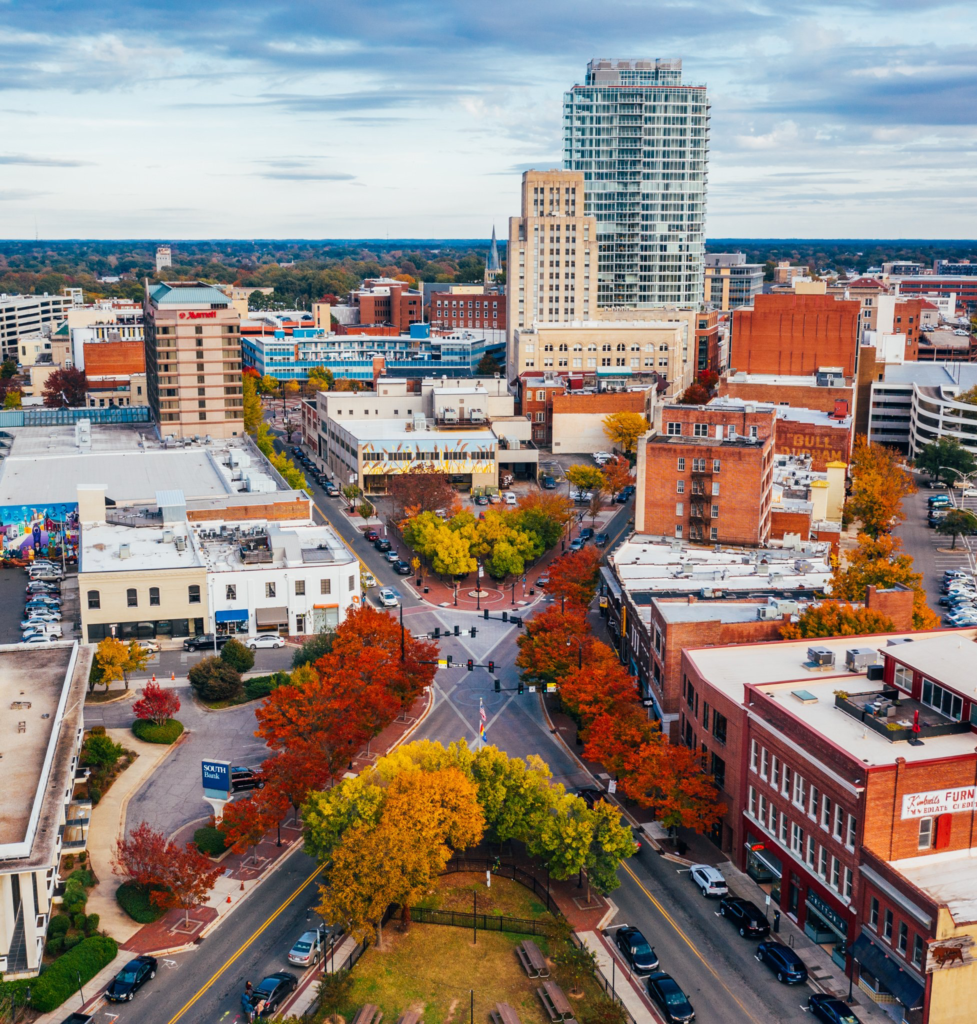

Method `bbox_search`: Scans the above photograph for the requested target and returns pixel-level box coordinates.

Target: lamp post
[565,637,584,669]
[476,561,482,612]
[399,600,405,661]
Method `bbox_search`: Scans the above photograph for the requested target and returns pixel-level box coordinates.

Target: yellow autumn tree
[603,411,650,454]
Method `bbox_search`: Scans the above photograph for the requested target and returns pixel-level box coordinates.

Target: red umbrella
[913,709,920,735]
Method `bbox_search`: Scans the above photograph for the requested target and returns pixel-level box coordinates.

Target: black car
[243,972,298,1017]
[474,495,489,506]
[646,972,695,1023]
[577,787,606,809]
[106,955,157,1003]
[183,634,230,651]
[374,538,392,553]
[613,925,659,974]
[755,941,808,983]
[291,446,302,457]
[541,475,557,489]
[393,559,413,575]
[719,896,770,937]
[808,993,862,1024]
[616,485,636,503]
[594,532,609,547]
[231,766,265,792]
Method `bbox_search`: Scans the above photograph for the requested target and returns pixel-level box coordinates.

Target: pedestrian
[245,980,253,997]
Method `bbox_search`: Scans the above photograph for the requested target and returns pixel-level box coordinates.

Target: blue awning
[853,933,924,1010]
[215,609,249,623]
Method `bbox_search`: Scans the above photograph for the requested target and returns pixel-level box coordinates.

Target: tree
[258,374,280,395]
[846,437,916,537]
[221,638,255,673]
[3,389,21,409]
[282,410,301,443]
[586,492,604,525]
[115,822,169,888]
[601,456,632,497]
[342,483,362,506]
[94,637,150,692]
[42,367,87,408]
[218,796,275,863]
[936,509,977,550]
[515,606,593,689]
[678,383,712,405]
[82,732,124,770]
[307,366,335,392]
[132,681,180,726]
[476,352,502,376]
[915,437,977,487]
[188,656,243,702]
[292,630,334,670]
[603,411,649,454]
[565,464,606,493]
[0,358,18,378]
[242,373,262,435]
[552,930,599,996]
[527,790,592,881]
[515,492,575,549]
[156,842,224,925]
[284,378,300,396]
[583,706,658,778]
[559,653,638,729]
[333,377,362,392]
[545,547,603,610]
[780,601,895,640]
[585,800,637,897]
[388,467,456,520]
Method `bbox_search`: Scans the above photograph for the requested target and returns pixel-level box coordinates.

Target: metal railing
[407,905,558,937]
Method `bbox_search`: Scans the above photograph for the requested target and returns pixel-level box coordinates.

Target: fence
[407,905,558,937]
[570,932,638,1024]
[442,856,561,915]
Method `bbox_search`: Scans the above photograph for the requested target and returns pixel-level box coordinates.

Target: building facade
[144,281,244,439]
[352,279,423,332]
[518,372,568,446]
[704,253,764,311]
[429,290,506,333]
[563,58,709,309]
[1,293,73,360]
[552,387,654,455]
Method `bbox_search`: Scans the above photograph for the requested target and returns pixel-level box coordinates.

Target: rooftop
[193,520,354,572]
[881,631,977,685]
[81,520,203,573]
[335,418,497,445]
[652,599,776,625]
[725,372,851,387]
[881,363,977,388]
[147,281,233,307]
[892,849,977,925]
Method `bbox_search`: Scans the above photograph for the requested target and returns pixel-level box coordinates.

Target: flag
[480,704,487,724]
[479,720,486,740]
[479,700,487,740]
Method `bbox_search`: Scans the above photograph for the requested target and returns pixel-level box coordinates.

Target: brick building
[731,294,861,377]
[637,403,776,545]
[720,371,855,416]
[518,372,568,446]
[681,629,977,1024]
[552,387,654,455]
[429,290,505,332]
[351,279,423,332]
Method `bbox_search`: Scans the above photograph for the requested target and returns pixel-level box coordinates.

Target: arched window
[149,587,160,607]
[126,588,138,607]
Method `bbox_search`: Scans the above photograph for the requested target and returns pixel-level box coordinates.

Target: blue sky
[1,0,976,239]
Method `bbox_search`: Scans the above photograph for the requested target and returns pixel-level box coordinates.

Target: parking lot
[0,562,77,645]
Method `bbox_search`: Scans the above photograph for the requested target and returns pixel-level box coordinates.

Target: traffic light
[470,627,477,638]
[433,626,440,639]
[518,680,524,695]
[446,654,453,666]
[467,659,474,672]
[494,678,501,693]
[488,660,495,674]
[502,611,508,623]
[454,624,460,637]
[484,608,489,620]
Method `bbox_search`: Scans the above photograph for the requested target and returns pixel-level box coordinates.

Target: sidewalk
[580,931,658,1024]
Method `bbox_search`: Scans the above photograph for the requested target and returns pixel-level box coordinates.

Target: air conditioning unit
[807,646,835,667]
[846,648,878,672]
[119,544,131,560]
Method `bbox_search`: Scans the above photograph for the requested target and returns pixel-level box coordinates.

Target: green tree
[527,791,592,881]
[221,638,255,672]
[292,630,334,669]
[0,357,18,378]
[82,732,124,770]
[915,437,977,487]
[565,464,606,493]
[188,656,243,702]
[476,352,502,376]
[307,366,335,391]
[3,389,21,409]
[936,509,977,550]
[258,374,280,395]
[585,800,638,897]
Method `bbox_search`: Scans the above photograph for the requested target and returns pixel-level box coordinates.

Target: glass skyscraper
[563,58,709,309]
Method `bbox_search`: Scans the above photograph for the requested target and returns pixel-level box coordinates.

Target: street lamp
[476,561,483,612]
[565,637,584,669]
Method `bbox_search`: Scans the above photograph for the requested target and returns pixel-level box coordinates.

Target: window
[320,579,332,595]
[711,481,720,496]
[870,897,880,929]
[819,847,828,879]
[226,585,236,601]
[782,765,792,797]
[760,748,769,779]
[883,909,893,942]
[265,582,276,599]
[749,425,759,439]
[349,574,355,590]
[703,701,710,728]
[712,710,727,743]
[793,773,805,808]
[768,801,777,833]
[295,579,305,596]
[846,814,857,850]
[677,457,685,470]
[912,934,924,969]
[188,585,201,604]
[833,804,844,840]
[87,590,100,610]
[667,421,682,436]
[809,786,820,820]
[749,786,757,817]
[893,664,912,691]
[677,480,685,494]
[750,740,759,772]
[676,502,684,516]
[710,527,718,541]
[831,857,841,891]
[148,586,160,607]
[806,835,816,866]
[898,921,908,955]
[125,588,137,607]
[779,813,788,844]
[711,753,725,790]
[713,459,721,473]
[771,755,780,788]
[791,822,803,854]
[693,423,708,437]
[918,817,933,850]
[921,678,963,720]
[822,796,832,830]
[675,525,683,538]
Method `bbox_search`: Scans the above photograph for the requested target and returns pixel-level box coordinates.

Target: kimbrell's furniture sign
[902,787,977,820]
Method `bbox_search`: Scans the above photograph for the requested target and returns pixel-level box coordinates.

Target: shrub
[89,725,106,737]
[221,638,255,673]
[63,933,82,951]
[68,869,94,888]
[46,934,64,955]
[30,935,118,1012]
[292,631,334,670]
[73,913,88,932]
[244,671,289,701]
[188,656,243,702]
[88,786,102,805]
[61,854,75,871]
[48,914,71,937]
[132,718,184,744]
[194,826,229,857]
[85,913,100,935]
[82,733,124,770]
[115,881,166,924]
[62,881,87,915]
[582,997,630,1024]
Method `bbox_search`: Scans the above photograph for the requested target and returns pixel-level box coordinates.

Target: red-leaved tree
[114,821,169,887]
[218,796,276,863]
[559,653,639,730]
[132,681,180,726]
[601,456,632,496]
[546,547,603,610]
[515,606,593,689]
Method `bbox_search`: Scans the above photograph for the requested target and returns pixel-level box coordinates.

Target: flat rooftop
[879,632,977,686]
[725,372,851,387]
[891,849,977,925]
[336,418,497,444]
[193,521,355,572]
[651,599,772,625]
[81,520,202,573]
[881,363,977,388]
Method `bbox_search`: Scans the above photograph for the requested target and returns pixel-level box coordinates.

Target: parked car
[612,925,659,974]
[541,475,557,489]
[361,570,377,589]
[616,485,636,503]
[247,634,285,650]
[808,993,862,1024]
[569,538,585,552]
[365,529,380,542]
[593,451,613,464]
[26,599,61,611]
[21,614,61,629]
[579,527,594,541]
[230,767,265,792]
[928,495,952,506]
[26,581,60,593]
[474,495,489,506]
[576,788,606,809]
[393,559,412,575]
[755,941,808,984]
[21,633,60,644]
[288,929,327,967]
[719,896,770,937]
[963,487,977,498]
[488,492,502,504]
[290,446,303,457]
[502,491,517,505]
[689,864,728,897]
[182,634,229,651]
[135,639,161,654]
[23,624,62,639]
[243,972,298,1018]
[324,483,340,497]
[377,588,400,608]
[105,955,158,1003]
[536,573,550,588]
[385,549,401,563]
[645,972,695,1023]
[25,560,60,573]
[594,532,609,547]
[374,538,392,553]
[570,489,594,503]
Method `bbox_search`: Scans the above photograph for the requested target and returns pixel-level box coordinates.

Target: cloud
[0,154,91,167]
[257,170,356,181]
[0,190,49,201]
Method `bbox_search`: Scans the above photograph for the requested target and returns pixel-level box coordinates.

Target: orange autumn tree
[558,650,638,728]
[218,793,278,863]
[601,456,632,496]
[515,606,594,689]
[780,600,895,640]
[846,436,916,537]
[546,546,603,610]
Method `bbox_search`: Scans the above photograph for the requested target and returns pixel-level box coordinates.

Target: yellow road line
[618,859,764,1024]
[165,863,321,1024]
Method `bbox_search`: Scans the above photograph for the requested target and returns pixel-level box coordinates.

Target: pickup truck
[59,1014,93,1024]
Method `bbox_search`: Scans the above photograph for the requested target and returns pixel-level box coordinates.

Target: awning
[804,897,847,940]
[600,566,622,601]
[853,933,925,1010]
[743,840,783,878]
[255,606,289,626]
[215,609,248,623]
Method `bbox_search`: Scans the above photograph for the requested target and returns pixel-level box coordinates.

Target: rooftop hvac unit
[175,536,187,552]
[119,543,131,559]
[161,529,175,544]
[866,664,885,681]
[807,646,835,667]
[846,648,878,672]
[886,637,914,647]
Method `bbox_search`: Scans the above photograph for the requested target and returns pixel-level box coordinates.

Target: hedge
[115,881,167,924]
[132,718,184,744]
[30,935,118,1013]
[194,825,229,857]
[244,672,287,701]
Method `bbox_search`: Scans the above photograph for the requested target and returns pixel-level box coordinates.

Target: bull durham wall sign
[902,787,977,820]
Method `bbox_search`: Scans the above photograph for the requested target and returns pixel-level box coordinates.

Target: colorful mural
[1,502,79,561]
[360,440,496,476]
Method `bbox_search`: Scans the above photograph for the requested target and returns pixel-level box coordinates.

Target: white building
[0,293,73,359]
[156,245,172,271]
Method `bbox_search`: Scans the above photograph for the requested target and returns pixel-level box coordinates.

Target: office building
[704,253,764,311]
[0,643,93,977]
[429,289,506,333]
[0,293,73,360]
[894,276,977,314]
[346,279,423,333]
[563,58,709,309]
[934,260,977,276]
[156,245,172,271]
[506,169,599,372]
[144,281,243,439]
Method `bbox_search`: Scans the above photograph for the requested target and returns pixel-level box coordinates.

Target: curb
[85,690,133,706]
[596,898,618,932]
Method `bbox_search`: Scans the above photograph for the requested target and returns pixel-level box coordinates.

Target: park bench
[490,1003,522,1024]
[537,981,575,1023]
[352,1006,383,1024]
[396,1012,423,1024]
[516,939,549,978]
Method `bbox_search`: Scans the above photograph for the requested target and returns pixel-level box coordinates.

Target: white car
[23,625,62,639]
[689,863,728,898]
[962,488,977,498]
[361,571,377,589]
[377,588,400,608]
[21,633,60,644]
[502,491,517,506]
[593,451,613,463]
[247,634,285,650]
[21,614,61,629]
[136,639,161,654]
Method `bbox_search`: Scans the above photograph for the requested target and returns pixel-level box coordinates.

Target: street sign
[478,565,484,578]
[201,759,231,794]
[608,780,617,794]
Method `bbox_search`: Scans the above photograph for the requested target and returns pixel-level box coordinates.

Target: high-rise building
[144,281,243,439]
[563,58,709,309]
[704,253,764,312]
[0,292,72,359]
[156,245,172,272]
[506,169,599,377]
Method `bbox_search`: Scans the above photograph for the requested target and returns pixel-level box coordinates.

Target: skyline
[1,0,976,239]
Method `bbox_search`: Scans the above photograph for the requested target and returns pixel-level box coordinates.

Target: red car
[365,529,380,542]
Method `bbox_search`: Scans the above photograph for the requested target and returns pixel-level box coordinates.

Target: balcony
[834,689,972,743]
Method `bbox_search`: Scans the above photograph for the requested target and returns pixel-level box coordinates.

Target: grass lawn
[332,876,604,1024]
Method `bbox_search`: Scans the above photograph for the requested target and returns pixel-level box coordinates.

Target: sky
[1,0,976,240]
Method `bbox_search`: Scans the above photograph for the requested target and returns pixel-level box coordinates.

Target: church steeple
[487,226,500,272]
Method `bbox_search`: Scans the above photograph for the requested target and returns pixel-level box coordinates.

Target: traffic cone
[151,674,156,683]
[171,672,175,681]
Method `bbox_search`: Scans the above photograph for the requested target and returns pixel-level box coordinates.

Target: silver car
[287,930,324,967]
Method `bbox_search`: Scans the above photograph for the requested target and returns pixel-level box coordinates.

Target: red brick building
[83,338,146,376]
[719,374,856,416]
[637,403,776,545]
[352,279,423,332]
[731,294,861,377]
[774,404,853,471]
[518,372,567,446]
[429,291,505,332]
[681,629,977,1024]
[696,310,721,372]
